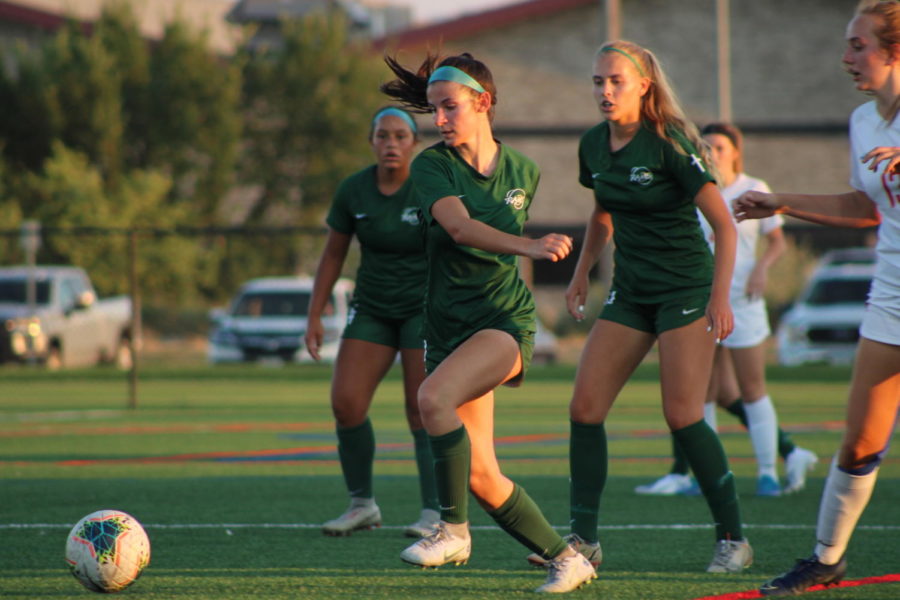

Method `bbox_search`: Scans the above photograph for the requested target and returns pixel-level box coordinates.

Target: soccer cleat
[759,555,846,596]
[634,473,694,495]
[707,538,753,573]
[321,502,382,536]
[404,508,441,538]
[756,474,782,497]
[784,448,818,494]
[400,522,471,568]
[535,551,597,593]
[527,533,602,568]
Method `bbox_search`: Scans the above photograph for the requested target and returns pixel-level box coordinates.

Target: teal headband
[373,107,417,134]
[427,65,486,93]
[600,46,646,78]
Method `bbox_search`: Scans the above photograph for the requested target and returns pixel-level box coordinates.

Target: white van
[207,276,353,364]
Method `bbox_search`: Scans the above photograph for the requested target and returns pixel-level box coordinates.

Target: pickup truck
[0,266,132,369]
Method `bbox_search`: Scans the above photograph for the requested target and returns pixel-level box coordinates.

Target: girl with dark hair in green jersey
[307,107,440,539]
[381,52,597,593]
[550,40,751,574]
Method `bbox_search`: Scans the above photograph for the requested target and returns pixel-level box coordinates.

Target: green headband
[373,107,417,134]
[600,46,646,78]
[427,65,486,93]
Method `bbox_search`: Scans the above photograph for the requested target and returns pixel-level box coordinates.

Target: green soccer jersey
[578,122,715,302]
[411,142,537,351]
[326,165,426,319]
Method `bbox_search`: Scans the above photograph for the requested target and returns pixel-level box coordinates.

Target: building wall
[406,0,860,225]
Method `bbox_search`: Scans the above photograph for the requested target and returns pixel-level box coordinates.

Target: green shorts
[342,308,425,349]
[598,289,709,334]
[424,329,534,386]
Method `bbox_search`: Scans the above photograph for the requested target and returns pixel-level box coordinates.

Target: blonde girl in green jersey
[307,107,440,539]
[558,40,751,574]
[381,52,597,593]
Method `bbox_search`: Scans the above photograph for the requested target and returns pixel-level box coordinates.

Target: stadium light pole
[605,0,620,41]
[717,0,732,122]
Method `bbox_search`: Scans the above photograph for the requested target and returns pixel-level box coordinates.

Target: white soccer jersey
[849,101,900,313]
[699,173,783,299]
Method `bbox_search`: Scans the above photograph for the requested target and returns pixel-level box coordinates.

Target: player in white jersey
[734,2,900,595]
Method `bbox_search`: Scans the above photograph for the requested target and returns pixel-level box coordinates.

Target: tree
[240,12,387,228]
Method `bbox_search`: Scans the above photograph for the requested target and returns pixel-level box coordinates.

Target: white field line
[4,522,900,532]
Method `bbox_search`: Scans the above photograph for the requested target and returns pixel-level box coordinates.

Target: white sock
[351,497,376,508]
[814,458,878,564]
[744,395,778,479]
[703,402,718,431]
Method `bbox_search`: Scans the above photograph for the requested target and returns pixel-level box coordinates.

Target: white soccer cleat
[321,502,382,536]
[535,550,597,593]
[400,522,471,567]
[527,533,602,568]
[404,508,441,538]
[634,473,693,495]
[706,538,753,573]
[784,447,818,494]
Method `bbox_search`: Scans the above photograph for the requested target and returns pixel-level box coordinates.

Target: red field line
[2,422,332,437]
[691,572,900,600]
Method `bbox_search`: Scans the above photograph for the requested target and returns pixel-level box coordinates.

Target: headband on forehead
[600,46,646,78]
[427,65,486,93]
[373,107,417,134]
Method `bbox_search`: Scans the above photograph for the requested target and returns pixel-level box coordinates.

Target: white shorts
[860,301,900,346]
[722,295,770,349]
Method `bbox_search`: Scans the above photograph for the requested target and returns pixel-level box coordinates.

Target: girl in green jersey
[560,40,751,574]
[381,52,597,593]
[307,107,440,539]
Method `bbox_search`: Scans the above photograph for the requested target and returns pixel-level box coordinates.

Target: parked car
[207,276,353,364]
[776,249,876,366]
[0,266,132,369]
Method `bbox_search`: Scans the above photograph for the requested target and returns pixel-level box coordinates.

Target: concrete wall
[409,0,862,225]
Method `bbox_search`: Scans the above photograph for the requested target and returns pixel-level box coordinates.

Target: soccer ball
[64,509,151,593]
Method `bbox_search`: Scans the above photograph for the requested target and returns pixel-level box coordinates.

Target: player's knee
[331,398,367,427]
[570,395,603,423]
[416,384,445,426]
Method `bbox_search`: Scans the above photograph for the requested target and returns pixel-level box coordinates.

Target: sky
[401,0,521,24]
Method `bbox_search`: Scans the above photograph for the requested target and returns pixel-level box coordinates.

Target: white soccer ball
[64,509,151,593]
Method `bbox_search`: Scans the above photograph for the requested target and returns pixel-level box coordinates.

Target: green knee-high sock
[725,399,796,460]
[673,420,743,541]
[429,426,470,524]
[337,418,375,499]
[670,434,690,475]
[412,428,439,511]
[569,420,607,544]
[488,484,567,559]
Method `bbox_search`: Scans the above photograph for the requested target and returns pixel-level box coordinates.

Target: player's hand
[705,295,733,343]
[861,146,900,174]
[565,274,589,321]
[304,317,324,362]
[529,233,573,262]
[733,191,781,222]
[745,266,768,300]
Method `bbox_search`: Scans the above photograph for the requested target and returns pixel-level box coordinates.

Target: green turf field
[2,364,898,599]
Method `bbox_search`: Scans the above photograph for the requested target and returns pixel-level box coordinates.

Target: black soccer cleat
[759,554,847,596]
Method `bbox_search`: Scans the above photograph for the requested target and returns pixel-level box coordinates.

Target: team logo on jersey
[504,188,527,210]
[629,167,653,186]
[401,207,421,225]
[605,290,617,305]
